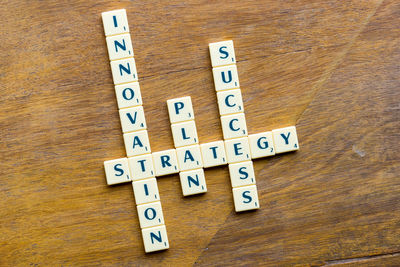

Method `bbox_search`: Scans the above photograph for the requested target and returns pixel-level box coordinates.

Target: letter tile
[102,9,129,36]
[272,126,300,154]
[106,33,134,61]
[110,57,138,85]
[128,154,155,181]
[115,82,142,109]
[217,89,244,115]
[152,149,179,176]
[200,140,227,168]
[179,168,207,196]
[232,185,260,212]
[248,131,276,159]
[137,201,164,228]
[225,137,251,163]
[176,144,203,171]
[209,40,236,67]
[220,113,248,139]
[171,120,199,148]
[119,106,147,133]
[167,96,194,123]
[132,178,160,205]
[212,65,240,91]
[142,225,169,253]
[123,130,151,157]
[104,157,131,185]
[228,161,256,187]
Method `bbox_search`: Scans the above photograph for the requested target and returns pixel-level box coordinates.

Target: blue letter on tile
[280,132,291,145]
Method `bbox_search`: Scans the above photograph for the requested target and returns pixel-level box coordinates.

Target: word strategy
[101,9,300,253]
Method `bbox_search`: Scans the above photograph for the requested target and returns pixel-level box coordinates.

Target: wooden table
[1,0,399,266]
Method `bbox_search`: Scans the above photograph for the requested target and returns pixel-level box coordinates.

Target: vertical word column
[167,97,207,196]
[102,9,169,253]
[209,40,259,212]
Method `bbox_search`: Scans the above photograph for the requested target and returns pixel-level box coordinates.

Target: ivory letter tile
[104,157,131,185]
[248,131,275,159]
[141,225,169,253]
[232,185,260,212]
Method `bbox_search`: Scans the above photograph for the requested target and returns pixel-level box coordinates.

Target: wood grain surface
[0,0,399,266]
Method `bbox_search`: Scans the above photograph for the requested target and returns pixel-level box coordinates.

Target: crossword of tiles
[101,9,299,253]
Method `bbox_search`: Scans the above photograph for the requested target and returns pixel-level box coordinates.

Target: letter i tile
[167,96,207,196]
[102,9,168,253]
[209,40,259,212]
